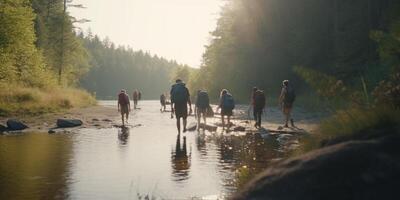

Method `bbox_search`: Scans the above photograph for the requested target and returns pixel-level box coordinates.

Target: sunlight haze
[70,0,223,68]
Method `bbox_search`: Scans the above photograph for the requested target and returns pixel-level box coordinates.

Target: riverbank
[0,105,121,133]
[0,100,321,134]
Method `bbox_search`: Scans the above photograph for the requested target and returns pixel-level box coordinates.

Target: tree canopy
[188,0,400,102]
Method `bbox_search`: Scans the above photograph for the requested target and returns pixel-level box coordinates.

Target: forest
[79,34,186,99]
[187,0,400,103]
[0,0,184,114]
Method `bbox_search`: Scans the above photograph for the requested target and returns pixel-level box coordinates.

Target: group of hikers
[117,79,296,133]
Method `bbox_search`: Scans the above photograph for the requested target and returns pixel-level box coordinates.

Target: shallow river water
[0,101,314,200]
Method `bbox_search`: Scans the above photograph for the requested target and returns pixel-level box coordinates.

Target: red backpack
[118,93,129,105]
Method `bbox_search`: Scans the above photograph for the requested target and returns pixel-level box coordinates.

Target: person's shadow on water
[118,126,130,146]
[171,133,191,181]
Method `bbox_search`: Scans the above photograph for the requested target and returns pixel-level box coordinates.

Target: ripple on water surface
[0,101,303,199]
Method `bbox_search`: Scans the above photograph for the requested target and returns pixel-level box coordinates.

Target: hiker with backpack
[133,90,139,109]
[170,79,192,133]
[252,87,266,128]
[195,90,211,130]
[279,80,296,127]
[118,89,131,126]
[160,93,167,112]
[217,89,235,129]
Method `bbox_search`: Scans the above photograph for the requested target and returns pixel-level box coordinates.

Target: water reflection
[118,127,130,146]
[0,133,72,200]
[195,130,207,157]
[171,134,191,182]
[0,101,308,199]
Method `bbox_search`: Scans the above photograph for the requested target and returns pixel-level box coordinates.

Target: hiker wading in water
[195,90,211,130]
[160,93,167,112]
[251,87,266,128]
[118,89,131,126]
[132,90,139,109]
[217,89,235,130]
[279,80,296,127]
[170,79,192,133]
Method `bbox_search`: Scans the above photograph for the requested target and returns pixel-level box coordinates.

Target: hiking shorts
[120,104,129,114]
[221,108,233,116]
[282,103,293,114]
[197,106,207,114]
[254,107,263,116]
[174,103,188,119]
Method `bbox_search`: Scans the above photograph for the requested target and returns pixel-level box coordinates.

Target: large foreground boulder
[233,133,400,200]
[57,119,83,128]
[6,119,28,131]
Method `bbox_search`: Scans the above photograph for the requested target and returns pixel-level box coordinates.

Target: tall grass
[0,83,96,116]
[295,107,400,154]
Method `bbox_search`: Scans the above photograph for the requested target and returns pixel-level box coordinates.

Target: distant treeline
[185,0,400,102]
[79,34,188,100]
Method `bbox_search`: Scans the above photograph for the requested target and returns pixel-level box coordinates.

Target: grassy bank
[295,107,400,154]
[0,84,96,116]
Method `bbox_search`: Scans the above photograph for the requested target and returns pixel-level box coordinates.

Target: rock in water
[233,126,246,132]
[6,119,28,130]
[233,133,400,200]
[0,124,8,133]
[57,119,83,128]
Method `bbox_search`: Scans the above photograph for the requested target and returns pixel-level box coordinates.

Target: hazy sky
[69,0,224,68]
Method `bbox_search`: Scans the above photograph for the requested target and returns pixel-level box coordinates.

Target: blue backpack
[196,91,209,109]
[171,83,188,104]
[223,94,235,110]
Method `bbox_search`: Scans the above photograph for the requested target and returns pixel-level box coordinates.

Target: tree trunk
[58,0,66,85]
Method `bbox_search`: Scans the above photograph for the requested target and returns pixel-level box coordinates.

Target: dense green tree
[31,0,89,86]
[0,0,54,87]
[192,0,400,102]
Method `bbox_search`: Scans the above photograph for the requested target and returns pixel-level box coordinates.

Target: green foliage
[0,0,55,87]
[294,66,368,111]
[0,0,94,116]
[296,107,400,154]
[188,0,400,102]
[372,72,400,108]
[79,34,185,99]
[31,0,90,85]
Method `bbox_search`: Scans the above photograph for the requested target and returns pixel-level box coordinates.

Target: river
[0,101,319,200]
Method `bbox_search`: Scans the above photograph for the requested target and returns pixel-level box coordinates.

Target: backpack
[254,90,266,108]
[171,83,188,104]
[197,91,210,109]
[118,93,129,105]
[223,94,235,110]
[283,86,296,104]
